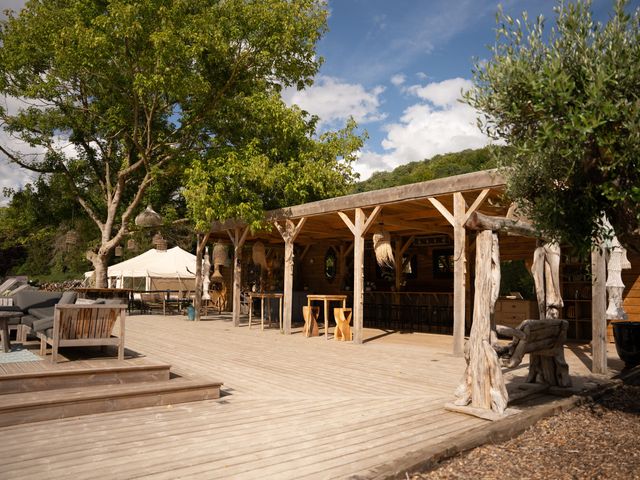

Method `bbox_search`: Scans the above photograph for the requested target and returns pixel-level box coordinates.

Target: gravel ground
[411,380,640,480]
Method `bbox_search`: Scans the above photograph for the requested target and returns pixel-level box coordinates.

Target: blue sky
[1,0,638,195]
[282,0,634,179]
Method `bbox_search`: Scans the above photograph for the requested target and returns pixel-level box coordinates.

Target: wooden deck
[0,314,623,479]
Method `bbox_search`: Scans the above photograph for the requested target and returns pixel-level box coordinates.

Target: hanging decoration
[202,246,211,300]
[252,241,268,270]
[373,225,394,268]
[134,205,163,228]
[211,242,228,281]
[127,238,138,252]
[65,229,79,247]
[115,245,123,257]
[152,232,167,251]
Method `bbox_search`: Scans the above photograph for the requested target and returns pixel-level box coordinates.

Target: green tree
[0,0,328,286]
[466,0,640,253]
[183,93,363,318]
[353,147,497,193]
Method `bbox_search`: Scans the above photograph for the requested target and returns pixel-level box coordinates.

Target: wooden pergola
[208,169,610,372]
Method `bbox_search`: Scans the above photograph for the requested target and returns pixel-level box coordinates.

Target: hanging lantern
[115,245,123,257]
[152,232,163,246]
[373,225,394,268]
[134,205,163,228]
[155,237,168,251]
[127,238,138,252]
[252,241,268,270]
[65,230,79,246]
[213,242,229,267]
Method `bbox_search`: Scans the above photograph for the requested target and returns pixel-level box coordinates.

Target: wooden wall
[623,251,640,322]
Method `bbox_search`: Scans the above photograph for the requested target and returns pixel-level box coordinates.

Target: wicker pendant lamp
[211,242,228,281]
[134,205,163,228]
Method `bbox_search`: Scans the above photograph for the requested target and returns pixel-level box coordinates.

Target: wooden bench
[38,304,126,363]
[494,318,570,387]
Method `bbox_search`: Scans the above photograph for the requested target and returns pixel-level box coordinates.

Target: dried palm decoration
[252,241,268,270]
[373,226,394,268]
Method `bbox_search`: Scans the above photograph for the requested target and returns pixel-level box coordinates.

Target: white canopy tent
[85,246,197,292]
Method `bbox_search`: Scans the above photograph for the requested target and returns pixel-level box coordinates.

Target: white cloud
[407,77,472,107]
[390,74,406,87]
[282,76,386,129]
[354,77,491,180]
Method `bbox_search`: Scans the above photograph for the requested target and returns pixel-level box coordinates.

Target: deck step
[0,377,223,427]
[0,361,172,394]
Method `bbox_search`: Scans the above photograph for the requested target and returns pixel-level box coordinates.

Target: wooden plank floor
[0,314,623,479]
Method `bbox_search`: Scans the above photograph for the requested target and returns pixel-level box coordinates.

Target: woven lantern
[134,205,163,228]
[211,242,228,281]
[115,245,123,257]
[65,229,79,246]
[127,238,138,252]
[152,232,167,251]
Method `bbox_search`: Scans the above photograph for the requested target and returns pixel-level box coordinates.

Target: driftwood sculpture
[449,212,571,419]
[454,230,508,414]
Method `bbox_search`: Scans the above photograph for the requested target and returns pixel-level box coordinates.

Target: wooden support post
[453,192,467,357]
[275,218,306,335]
[228,227,249,327]
[428,190,488,356]
[591,245,608,374]
[338,207,380,344]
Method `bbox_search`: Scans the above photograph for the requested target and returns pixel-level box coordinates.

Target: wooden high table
[306,294,347,340]
[248,293,284,331]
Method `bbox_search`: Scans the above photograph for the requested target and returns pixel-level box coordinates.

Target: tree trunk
[87,251,109,288]
[194,233,210,322]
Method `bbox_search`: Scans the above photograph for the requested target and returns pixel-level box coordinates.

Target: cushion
[28,307,55,320]
[0,305,23,313]
[59,291,78,305]
[19,315,38,327]
[13,291,63,312]
[76,298,104,305]
[32,316,54,333]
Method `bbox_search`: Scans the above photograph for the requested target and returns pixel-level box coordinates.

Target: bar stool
[333,307,352,341]
[302,306,319,337]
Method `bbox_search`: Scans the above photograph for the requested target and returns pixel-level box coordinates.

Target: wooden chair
[302,306,319,337]
[494,318,570,387]
[38,304,126,363]
[140,292,165,315]
[333,307,352,341]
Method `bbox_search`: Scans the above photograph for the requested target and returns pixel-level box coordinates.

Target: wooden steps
[0,361,171,394]
[0,354,223,427]
[0,377,222,427]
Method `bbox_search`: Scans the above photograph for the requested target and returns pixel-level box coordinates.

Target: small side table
[0,311,22,352]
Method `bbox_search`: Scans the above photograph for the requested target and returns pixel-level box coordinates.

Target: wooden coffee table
[0,311,22,352]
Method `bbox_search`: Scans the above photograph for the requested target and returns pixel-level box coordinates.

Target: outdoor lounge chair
[38,303,126,362]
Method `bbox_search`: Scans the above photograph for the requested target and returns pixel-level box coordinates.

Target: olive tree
[466,0,640,253]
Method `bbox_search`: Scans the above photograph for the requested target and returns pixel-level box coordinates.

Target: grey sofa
[0,290,77,340]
